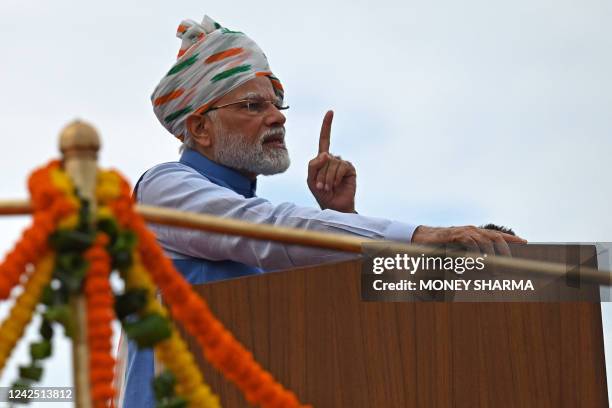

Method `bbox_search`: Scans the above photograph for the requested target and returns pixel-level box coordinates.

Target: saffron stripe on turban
[151,15,285,141]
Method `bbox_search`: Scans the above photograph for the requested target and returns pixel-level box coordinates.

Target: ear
[185,113,212,148]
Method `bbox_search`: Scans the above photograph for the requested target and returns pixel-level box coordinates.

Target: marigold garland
[0,254,55,371]
[84,233,116,408]
[124,251,220,408]
[104,171,311,407]
[99,168,221,407]
[0,161,79,300]
[135,221,308,407]
[0,161,311,408]
[0,160,81,396]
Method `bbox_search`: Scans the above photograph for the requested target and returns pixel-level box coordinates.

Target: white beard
[212,121,290,176]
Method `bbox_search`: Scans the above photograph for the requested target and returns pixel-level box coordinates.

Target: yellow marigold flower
[2,319,21,333]
[0,254,54,371]
[96,170,121,202]
[97,206,114,220]
[50,168,74,195]
[148,306,220,407]
[58,213,79,229]
[125,261,158,303]
[145,301,167,317]
[11,306,31,323]
[175,354,195,375]
[2,329,19,345]
[97,170,120,184]
[183,371,203,390]
[16,292,37,307]
[0,352,8,366]
[96,184,121,203]
[189,387,220,408]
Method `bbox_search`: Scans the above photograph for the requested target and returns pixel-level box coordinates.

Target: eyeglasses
[205,98,289,116]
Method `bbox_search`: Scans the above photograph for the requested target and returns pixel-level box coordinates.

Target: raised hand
[307,110,357,213]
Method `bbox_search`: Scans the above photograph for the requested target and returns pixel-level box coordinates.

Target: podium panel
[179,245,608,407]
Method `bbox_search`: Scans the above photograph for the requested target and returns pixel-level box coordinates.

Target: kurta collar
[180,148,257,198]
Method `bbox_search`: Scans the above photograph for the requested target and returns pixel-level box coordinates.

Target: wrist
[411,225,436,243]
[318,201,355,214]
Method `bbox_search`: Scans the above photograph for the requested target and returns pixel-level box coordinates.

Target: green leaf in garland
[111,249,132,270]
[114,289,148,320]
[54,253,87,293]
[152,370,177,401]
[49,229,95,252]
[39,319,53,341]
[43,305,74,338]
[97,217,119,243]
[109,230,137,269]
[157,397,188,408]
[40,283,69,307]
[30,340,52,360]
[123,314,172,348]
[40,285,54,306]
[43,305,69,322]
[19,364,43,382]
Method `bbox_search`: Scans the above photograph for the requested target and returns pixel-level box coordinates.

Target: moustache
[260,127,286,144]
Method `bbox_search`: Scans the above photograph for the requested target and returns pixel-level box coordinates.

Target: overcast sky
[1,0,611,405]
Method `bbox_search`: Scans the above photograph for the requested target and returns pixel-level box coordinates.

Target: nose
[264,105,286,127]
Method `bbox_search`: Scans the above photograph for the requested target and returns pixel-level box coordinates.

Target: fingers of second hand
[325,158,341,192]
[342,160,356,178]
[453,231,479,252]
[316,158,330,190]
[482,233,509,277]
[480,229,513,257]
[492,234,512,257]
[467,231,494,256]
[319,110,333,154]
[461,237,481,255]
[477,236,496,257]
[308,153,326,184]
[334,161,348,187]
[500,231,528,243]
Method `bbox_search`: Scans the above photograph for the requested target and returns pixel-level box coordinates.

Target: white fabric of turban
[151,15,284,141]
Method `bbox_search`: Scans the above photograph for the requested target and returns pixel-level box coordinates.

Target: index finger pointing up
[319,110,334,153]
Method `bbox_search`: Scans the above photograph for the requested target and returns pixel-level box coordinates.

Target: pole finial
[59,120,101,159]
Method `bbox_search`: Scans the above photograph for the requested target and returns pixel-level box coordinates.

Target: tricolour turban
[151,15,284,141]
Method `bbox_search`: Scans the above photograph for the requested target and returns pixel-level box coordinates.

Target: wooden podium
[181,245,608,407]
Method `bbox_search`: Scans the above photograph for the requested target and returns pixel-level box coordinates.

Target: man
[120,14,526,407]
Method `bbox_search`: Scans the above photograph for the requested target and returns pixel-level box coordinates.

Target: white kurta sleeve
[138,163,418,271]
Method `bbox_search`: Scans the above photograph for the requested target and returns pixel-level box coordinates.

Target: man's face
[206,77,290,176]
